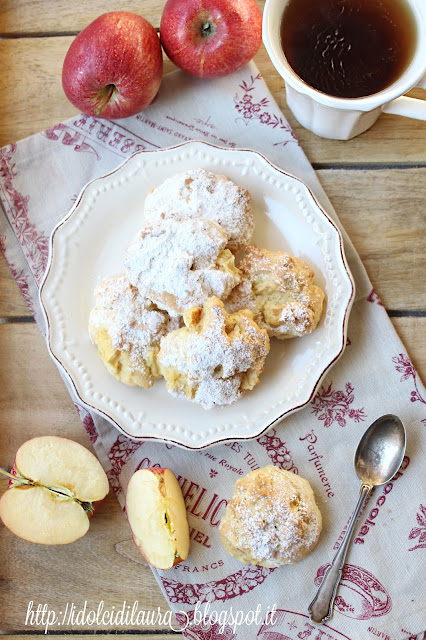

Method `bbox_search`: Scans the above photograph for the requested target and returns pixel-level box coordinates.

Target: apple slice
[126,468,190,570]
[0,436,109,545]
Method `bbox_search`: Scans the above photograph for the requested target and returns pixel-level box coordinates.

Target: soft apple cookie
[125,217,240,317]
[226,244,325,339]
[89,274,179,388]
[143,168,254,252]
[158,296,269,409]
[219,465,322,567]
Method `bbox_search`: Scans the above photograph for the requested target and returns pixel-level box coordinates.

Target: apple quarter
[126,468,190,570]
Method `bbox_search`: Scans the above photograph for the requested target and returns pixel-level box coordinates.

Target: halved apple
[0,436,109,545]
[126,468,190,570]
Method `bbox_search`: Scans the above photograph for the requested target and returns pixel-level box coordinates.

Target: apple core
[201,22,215,37]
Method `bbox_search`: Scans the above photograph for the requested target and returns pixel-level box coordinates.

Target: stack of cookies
[89,168,325,409]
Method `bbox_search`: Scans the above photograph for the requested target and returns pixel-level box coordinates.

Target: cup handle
[382,73,426,121]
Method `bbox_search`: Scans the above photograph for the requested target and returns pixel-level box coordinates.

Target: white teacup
[263,0,426,140]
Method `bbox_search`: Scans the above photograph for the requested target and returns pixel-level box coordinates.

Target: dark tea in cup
[280,0,418,98]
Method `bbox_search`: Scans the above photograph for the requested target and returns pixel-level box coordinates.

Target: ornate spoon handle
[308,484,371,625]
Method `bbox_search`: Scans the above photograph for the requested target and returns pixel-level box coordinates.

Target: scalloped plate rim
[39,140,355,449]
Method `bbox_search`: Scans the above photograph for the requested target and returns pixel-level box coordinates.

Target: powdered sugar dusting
[168,375,243,410]
[225,278,253,314]
[225,244,325,339]
[279,300,312,333]
[144,168,254,252]
[89,274,178,367]
[125,218,240,316]
[219,466,322,567]
[158,298,269,409]
[244,245,314,291]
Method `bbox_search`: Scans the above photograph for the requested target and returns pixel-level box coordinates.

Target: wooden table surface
[0,1,425,638]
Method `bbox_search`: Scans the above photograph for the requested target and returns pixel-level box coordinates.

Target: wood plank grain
[0,254,33,316]
[0,0,262,35]
[0,323,174,632]
[287,88,426,167]
[0,477,175,632]
[0,1,423,634]
[0,0,165,35]
[317,168,426,312]
[1,168,425,317]
[0,37,425,164]
[0,323,96,457]
[0,38,178,148]
[391,317,426,383]
[0,36,90,145]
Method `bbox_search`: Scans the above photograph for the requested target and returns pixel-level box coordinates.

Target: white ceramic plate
[40,141,354,449]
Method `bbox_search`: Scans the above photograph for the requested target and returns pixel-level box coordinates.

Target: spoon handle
[308,483,371,625]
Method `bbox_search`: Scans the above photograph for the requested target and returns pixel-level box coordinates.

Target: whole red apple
[62,12,163,119]
[160,0,262,78]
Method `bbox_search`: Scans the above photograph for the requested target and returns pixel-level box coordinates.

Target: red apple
[160,0,262,78]
[126,468,190,570]
[62,12,163,119]
[0,436,109,544]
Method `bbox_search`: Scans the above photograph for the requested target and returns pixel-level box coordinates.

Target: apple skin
[62,12,163,119]
[160,0,262,78]
[7,461,18,488]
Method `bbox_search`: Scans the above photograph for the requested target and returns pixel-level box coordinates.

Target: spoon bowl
[355,414,406,487]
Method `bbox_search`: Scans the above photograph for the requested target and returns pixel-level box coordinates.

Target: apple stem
[0,467,32,486]
[0,468,94,512]
[94,84,117,116]
[81,501,94,514]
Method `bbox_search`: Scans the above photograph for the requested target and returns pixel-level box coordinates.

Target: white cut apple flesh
[0,436,109,545]
[0,486,91,545]
[126,468,190,570]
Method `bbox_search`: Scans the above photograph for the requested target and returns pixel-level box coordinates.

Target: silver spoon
[308,414,406,625]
